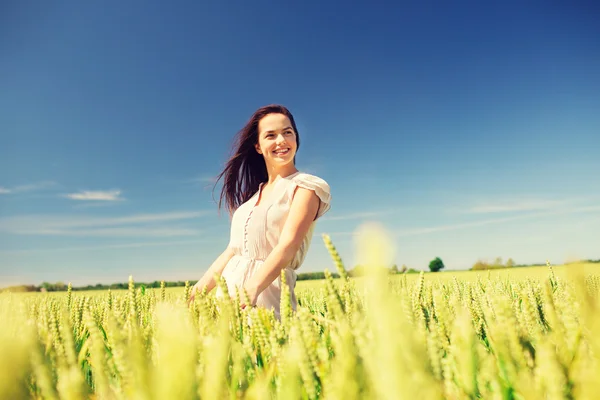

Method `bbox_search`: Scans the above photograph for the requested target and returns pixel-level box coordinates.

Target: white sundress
[216,171,331,319]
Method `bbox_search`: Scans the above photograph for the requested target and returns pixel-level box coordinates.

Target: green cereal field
[2,232,599,399]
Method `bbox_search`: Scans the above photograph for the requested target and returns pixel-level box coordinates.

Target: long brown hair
[213,104,301,216]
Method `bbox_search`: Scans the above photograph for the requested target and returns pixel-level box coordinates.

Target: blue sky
[1,1,599,287]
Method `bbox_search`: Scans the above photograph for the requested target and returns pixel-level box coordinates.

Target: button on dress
[216,171,331,319]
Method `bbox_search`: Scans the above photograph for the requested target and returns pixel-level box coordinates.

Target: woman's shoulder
[287,171,331,202]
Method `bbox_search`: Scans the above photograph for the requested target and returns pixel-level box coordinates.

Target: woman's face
[255,113,297,169]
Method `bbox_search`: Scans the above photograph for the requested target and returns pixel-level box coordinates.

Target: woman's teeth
[274,149,289,155]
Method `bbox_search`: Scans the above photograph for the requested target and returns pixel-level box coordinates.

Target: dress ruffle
[290,173,332,219]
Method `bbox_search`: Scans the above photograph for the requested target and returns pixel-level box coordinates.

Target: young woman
[188,104,331,319]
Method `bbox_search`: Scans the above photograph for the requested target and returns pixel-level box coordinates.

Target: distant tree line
[1,280,192,293]
[471,257,516,271]
[0,265,400,293]
[2,258,598,293]
[470,257,600,271]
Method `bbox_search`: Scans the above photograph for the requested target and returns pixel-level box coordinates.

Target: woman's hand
[187,246,236,307]
[188,280,209,306]
[240,284,259,309]
[187,283,201,306]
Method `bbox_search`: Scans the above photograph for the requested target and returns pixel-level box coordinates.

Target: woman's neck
[265,165,298,184]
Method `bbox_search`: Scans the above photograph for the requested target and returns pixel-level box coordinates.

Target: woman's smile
[273,147,290,156]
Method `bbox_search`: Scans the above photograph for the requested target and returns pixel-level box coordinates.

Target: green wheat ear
[322,233,349,281]
[280,269,293,326]
[160,280,166,302]
[67,282,73,309]
[184,280,191,303]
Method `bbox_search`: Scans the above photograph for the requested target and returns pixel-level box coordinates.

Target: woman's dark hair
[213,104,300,216]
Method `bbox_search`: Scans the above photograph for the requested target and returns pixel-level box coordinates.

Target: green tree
[506,258,515,268]
[471,259,489,270]
[429,257,445,272]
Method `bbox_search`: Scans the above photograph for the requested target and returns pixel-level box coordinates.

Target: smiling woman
[188,105,331,319]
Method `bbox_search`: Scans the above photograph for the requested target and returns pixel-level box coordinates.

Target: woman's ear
[255,143,262,154]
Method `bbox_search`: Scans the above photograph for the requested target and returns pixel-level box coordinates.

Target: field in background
[297,262,597,291]
[13,262,596,299]
[3,257,600,399]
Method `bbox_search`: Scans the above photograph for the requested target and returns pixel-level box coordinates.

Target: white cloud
[466,200,568,213]
[395,204,600,237]
[63,189,123,201]
[458,196,593,214]
[0,181,57,195]
[321,210,394,221]
[14,227,201,237]
[396,216,525,237]
[0,210,209,237]
[0,239,205,255]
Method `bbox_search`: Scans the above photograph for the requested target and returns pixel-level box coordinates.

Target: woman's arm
[243,187,321,306]
[189,245,235,303]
